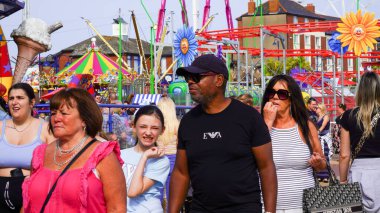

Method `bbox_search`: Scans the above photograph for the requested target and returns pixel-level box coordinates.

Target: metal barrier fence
[34,104,193,133]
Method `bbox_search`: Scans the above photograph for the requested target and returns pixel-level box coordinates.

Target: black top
[335,114,343,125]
[178,99,271,212]
[308,110,318,124]
[341,108,380,158]
[317,115,330,136]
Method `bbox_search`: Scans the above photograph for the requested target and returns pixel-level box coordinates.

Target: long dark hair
[261,75,312,146]
[8,83,35,116]
[133,105,165,146]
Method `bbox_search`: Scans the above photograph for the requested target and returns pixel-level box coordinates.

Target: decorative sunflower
[337,10,380,56]
[173,26,198,66]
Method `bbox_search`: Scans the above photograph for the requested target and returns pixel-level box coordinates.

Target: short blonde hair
[318,103,327,115]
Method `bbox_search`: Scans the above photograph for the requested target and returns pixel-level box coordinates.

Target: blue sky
[1,0,379,61]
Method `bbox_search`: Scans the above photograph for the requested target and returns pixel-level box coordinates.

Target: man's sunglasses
[265,89,291,100]
[183,72,218,83]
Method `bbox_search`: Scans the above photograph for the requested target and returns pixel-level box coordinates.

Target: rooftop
[60,35,172,57]
[236,0,340,21]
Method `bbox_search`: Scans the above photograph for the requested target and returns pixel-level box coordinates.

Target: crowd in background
[0,54,379,212]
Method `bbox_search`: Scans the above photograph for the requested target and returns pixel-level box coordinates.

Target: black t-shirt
[178,99,271,212]
[341,108,380,158]
[308,110,318,124]
[335,114,342,125]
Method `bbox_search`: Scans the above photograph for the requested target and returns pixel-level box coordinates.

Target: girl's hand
[144,146,165,159]
[308,152,324,169]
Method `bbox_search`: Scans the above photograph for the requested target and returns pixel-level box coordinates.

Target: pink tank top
[22,141,123,213]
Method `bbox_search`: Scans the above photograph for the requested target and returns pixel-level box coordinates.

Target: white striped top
[271,125,315,209]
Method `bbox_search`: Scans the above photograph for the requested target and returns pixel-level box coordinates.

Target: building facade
[236,0,360,72]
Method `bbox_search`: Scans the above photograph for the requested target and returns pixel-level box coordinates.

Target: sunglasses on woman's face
[183,72,218,83]
[265,89,291,100]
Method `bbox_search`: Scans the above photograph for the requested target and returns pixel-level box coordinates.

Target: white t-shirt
[121,147,170,213]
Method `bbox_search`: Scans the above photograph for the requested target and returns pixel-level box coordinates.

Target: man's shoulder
[181,104,202,120]
[341,108,356,121]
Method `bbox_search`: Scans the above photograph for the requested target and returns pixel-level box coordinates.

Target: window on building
[306,56,312,65]
[127,55,132,68]
[305,18,309,23]
[160,57,167,74]
[293,34,300,49]
[316,56,322,71]
[348,58,353,71]
[337,58,342,71]
[326,37,331,50]
[293,16,298,24]
[315,37,321,49]
[326,58,333,71]
[134,56,140,73]
[305,35,311,49]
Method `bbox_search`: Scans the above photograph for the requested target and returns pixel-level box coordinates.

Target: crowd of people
[0,54,379,212]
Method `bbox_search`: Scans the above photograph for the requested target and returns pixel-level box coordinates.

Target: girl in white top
[121,105,170,213]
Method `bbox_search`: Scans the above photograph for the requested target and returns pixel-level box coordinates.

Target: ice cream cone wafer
[12,36,48,85]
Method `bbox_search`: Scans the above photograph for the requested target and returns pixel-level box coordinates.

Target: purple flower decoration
[328,32,348,55]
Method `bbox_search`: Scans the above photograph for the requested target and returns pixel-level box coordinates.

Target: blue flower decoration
[173,26,198,66]
[328,32,348,55]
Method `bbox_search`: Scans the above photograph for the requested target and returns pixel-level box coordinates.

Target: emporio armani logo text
[203,132,222,140]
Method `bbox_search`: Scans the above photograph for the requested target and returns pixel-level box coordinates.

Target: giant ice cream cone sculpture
[11,18,62,85]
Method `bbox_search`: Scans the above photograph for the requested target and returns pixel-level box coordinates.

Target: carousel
[39,38,134,100]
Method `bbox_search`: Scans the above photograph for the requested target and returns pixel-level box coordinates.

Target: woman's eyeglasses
[183,72,218,83]
[265,89,291,100]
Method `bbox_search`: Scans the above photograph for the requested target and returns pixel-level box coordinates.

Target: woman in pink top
[22,88,126,212]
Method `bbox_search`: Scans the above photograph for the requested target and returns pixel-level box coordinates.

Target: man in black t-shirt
[307,97,318,124]
[335,103,346,125]
[169,54,277,213]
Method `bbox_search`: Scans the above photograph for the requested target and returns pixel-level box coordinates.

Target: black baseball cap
[176,54,229,79]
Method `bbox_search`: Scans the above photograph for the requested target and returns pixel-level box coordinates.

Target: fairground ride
[152,0,236,94]
[196,20,380,116]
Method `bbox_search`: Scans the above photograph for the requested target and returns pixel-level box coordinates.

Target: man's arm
[169,150,190,213]
[251,142,277,212]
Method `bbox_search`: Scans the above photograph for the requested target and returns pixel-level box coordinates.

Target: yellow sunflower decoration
[337,10,380,56]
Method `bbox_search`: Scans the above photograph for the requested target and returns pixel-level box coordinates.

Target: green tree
[264,57,313,76]
[286,57,312,73]
[265,58,284,76]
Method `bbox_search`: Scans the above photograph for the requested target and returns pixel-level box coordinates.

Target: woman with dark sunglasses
[261,75,326,212]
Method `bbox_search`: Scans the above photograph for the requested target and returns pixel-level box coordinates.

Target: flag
[0,25,13,96]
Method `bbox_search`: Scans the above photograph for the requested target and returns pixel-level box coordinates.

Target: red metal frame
[197,20,380,40]
[195,19,380,111]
